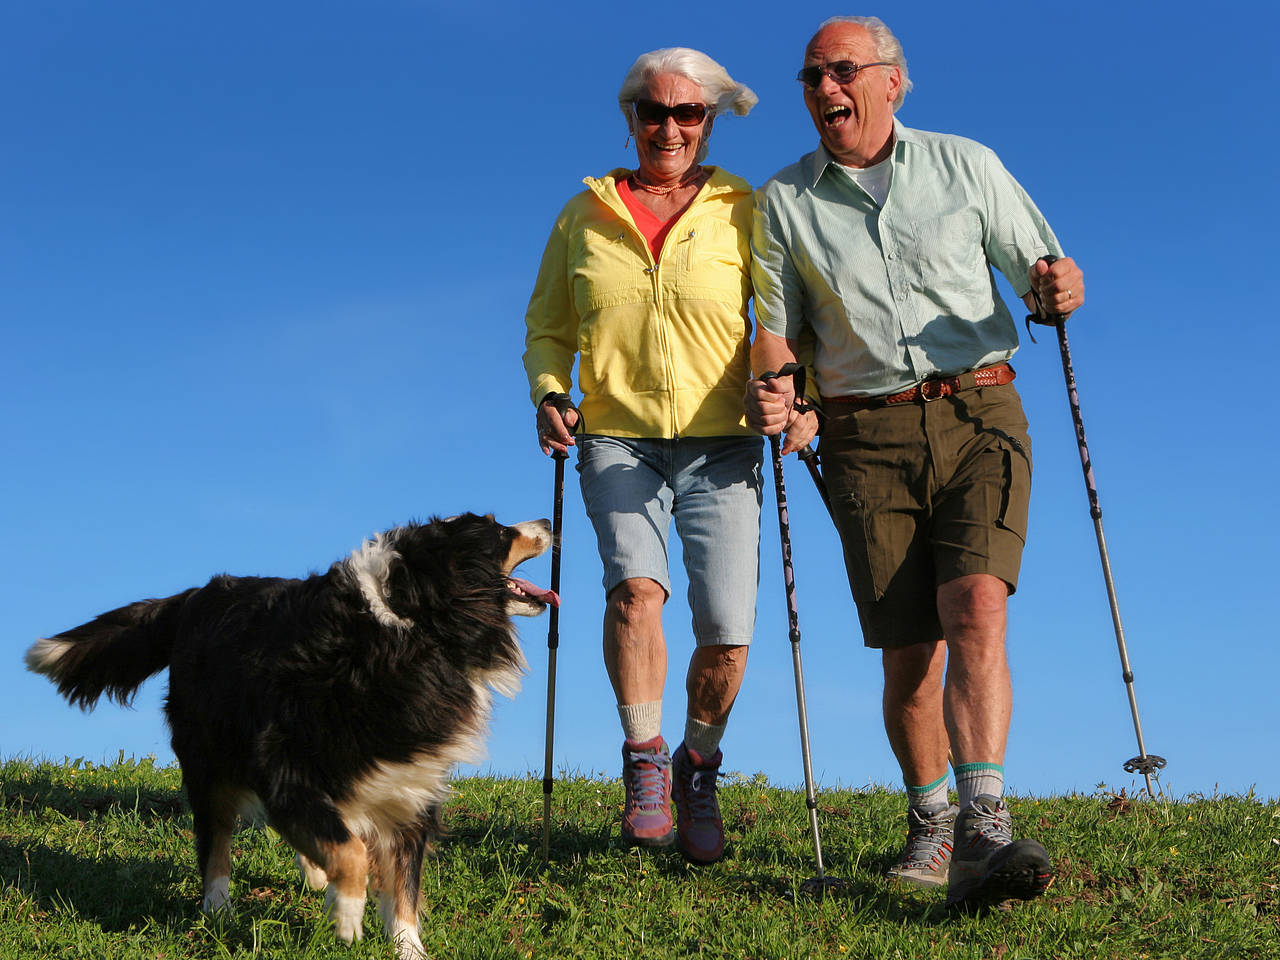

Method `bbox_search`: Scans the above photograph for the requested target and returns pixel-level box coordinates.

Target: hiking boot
[885,803,957,889]
[620,736,674,847]
[945,794,1053,908]
[671,742,725,864]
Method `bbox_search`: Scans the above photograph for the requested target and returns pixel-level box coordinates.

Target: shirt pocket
[910,210,989,299]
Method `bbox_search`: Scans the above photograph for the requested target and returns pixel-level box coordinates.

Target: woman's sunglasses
[632,99,709,127]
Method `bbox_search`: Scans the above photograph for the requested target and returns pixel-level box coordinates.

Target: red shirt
[616,177,678,261]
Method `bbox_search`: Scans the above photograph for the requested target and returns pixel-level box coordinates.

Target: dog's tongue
[509,577,560,608]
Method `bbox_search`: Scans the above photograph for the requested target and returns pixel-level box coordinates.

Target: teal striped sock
[905,773,950,814]
[955,762,1004,807]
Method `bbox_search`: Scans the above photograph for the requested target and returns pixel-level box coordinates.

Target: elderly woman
[522,48,758,864]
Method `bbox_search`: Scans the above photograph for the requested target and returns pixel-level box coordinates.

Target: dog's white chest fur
[340,666,522,839]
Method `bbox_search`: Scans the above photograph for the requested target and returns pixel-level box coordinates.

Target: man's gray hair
[617,47,757,123]
[817,15,913,111]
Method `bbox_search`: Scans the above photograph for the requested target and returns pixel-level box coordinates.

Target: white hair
[816,15,913,111]
[617,46,757,123]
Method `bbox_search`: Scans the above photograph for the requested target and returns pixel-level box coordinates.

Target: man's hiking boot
[945,794,1053,908]
[671,742,725,864]
[885,803,957,888]
[620,736,674,847]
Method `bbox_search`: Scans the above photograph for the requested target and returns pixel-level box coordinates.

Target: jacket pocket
[673,216,749,300]
[571,226,646,315]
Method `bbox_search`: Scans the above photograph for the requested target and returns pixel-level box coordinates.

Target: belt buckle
[918,377,944,402]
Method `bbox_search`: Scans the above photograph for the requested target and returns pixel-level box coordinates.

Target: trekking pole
[1028,256,1166,797]
[797,446,833,519]
[762,365,846,895]
[539,396,580,863]
[540,448,566,863]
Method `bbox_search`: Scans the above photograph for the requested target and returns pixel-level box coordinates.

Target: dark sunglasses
[796,60,891,89]
[632,99,709,127]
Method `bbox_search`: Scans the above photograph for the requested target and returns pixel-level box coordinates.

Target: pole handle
[759,363,815,418]
[540,392,584,458]
[1024,254,1069,339]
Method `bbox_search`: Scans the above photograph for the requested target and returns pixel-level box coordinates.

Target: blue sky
[4,1,1277,803]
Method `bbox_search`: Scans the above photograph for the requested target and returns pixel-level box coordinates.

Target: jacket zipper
[599,179,716,439]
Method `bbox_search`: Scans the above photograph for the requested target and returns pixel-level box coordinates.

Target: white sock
[683,716,726,758]
[617,700,662,743]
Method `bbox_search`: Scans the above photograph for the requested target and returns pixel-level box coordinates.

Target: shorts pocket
[994,434,1032,543]
[826,472,882,602]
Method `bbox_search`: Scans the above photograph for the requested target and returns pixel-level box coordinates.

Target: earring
[624,132,632,149]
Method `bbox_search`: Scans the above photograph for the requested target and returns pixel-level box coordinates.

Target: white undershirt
[836,155,892,207]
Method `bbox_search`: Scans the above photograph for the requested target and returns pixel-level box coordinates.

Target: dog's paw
[392,923,428,959]
[296,853,328,891]
[324,887,365,944]
[201,876,233,913]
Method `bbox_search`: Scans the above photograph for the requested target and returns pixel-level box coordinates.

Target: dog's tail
[25,588,199,710]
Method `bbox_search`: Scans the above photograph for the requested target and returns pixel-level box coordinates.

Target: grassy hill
[1,755,1276,958]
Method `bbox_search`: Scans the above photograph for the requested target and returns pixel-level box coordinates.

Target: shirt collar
[807,118,916,188]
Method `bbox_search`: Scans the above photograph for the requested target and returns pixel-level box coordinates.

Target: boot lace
[959,797,1013,853]
[900,805,955,867]
[679,763,720,818]
[625,748,671,809]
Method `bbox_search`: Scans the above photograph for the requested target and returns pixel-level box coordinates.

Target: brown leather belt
[822,363,1016,409]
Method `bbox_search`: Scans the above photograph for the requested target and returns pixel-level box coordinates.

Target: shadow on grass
[445,806,617,860]
[0,829,340,951]
[0,836,190,930]
[445,811,956,927]
[0,769,323,943]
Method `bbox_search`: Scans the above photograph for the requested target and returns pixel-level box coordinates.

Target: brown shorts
[818,379,1032,649]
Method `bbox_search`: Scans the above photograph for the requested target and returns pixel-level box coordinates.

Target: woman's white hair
[617,47,757,126]
[817,15,913,111]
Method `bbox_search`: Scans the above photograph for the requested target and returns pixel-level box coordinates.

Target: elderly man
[746,15,1083,908]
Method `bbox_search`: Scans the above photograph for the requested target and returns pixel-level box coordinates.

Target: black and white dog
[25,514,555,958]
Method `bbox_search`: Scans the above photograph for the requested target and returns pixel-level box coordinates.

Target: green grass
[1,755,1277,959]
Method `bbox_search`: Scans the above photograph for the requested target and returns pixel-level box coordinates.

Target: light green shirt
[752,120,1062,397]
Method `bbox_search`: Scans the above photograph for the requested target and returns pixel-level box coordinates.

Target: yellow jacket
[523,166,754,439]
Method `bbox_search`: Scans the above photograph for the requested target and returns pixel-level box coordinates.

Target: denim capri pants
[575,434,763,647]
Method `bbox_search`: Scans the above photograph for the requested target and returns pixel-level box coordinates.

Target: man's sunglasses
[796,60,891,89]
[632,99,709,127]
